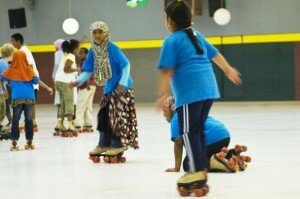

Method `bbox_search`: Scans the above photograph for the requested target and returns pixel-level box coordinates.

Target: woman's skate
[177,171,209,197]
[10,140,19,151]
[103,147,126,163]
[89,146,109,163]
[24,140,35,150]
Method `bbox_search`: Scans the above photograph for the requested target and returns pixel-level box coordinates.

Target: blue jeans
[11,103,33,141]
[98,132,122,148]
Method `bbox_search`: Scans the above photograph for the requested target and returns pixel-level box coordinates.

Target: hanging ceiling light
[62,0,79,35]
[213,0,231,26]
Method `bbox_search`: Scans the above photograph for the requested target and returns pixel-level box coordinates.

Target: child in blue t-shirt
[156,1,242,194]
[73,21,139,161]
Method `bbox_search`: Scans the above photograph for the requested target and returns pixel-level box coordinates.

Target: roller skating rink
[0,101,299,199]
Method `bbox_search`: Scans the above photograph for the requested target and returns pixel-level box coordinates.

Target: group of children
[0,1,250,197]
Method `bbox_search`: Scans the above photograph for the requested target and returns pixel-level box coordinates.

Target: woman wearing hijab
[72,21,139,163]
[1,50,39,151]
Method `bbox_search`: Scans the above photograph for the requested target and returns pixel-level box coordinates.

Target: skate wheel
[243,156,251,162]
[119,156,126,163]
[91,129,94,133]
[31,145,35,150]
[235,145,247,152]
[221,147,228,153]
[92,156,100,163]
[227,159,238,171]
[177,187,189,196]
[194,187,207,197]
[110,157,118,164]
[104,156,110,163]
[25,145,29,150]
[216,151,226,160]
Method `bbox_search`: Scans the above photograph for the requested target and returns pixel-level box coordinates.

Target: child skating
[1,51,39,151]
[162,96,251,173]
[54,39,80,137]
[156,1,242,196]
[72,21,139,163]
[74,47,96,133]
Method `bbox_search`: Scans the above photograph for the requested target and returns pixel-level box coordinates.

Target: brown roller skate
[82,126,94,133]
[89,146,109,163]
[103,147,126,164]
[66,123,78,137]
[24,140,35,150]
[224,145,251,171]
[177,171,209,197]
[209,151,238,173]
[10,140,19,151]
[75,126,82,133]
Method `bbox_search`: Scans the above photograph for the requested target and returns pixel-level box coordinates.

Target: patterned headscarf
[164,96,175,112]
[90,21,112,86]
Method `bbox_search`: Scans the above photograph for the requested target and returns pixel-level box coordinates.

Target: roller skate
[82,126,94,133]
[89,146,109,163]
[33,119,38,133]
[10,140,19,151]
[75,126,82,133]
[64,122,78,137]
[0,131,11,141]
[177,171,209,197]
[103,147,126,164]
[209,150,238,173]
[53,120,66,137]
[224,145,251,171]
[24,140,35,150]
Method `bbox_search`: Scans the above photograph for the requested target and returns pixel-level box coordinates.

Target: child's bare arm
[156,69,173,109]
[165,138,183,172]
[212,53,242,85]
[39,80,53,95]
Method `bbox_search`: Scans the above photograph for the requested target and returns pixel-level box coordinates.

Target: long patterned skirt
[97,90,139,149]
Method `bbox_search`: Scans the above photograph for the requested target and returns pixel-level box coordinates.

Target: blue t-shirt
[170,113,230,145]
[157,29,220,108]
[82,42,132,94]
[0,59,9,95]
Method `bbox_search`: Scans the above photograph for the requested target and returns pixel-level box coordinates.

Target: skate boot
[89,146,109,163]
[19,121,25,133]
[24,140,35,150]
[10,140,19,151]
[53,120,66,137]
[224,145,251,171]
[75,126,82,133]
[65,122,78,137]
[104,147,126,163]
[33,119,38,133]
[82,126,94,133]
[0,131,11,141]
[177,171,209,197]
[209,151,238,173]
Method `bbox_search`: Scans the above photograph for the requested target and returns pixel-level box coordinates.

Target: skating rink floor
[0,101,299,199]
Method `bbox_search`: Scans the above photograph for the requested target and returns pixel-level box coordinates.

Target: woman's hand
[156,93,169,110]
[69,81,79,88]
[116,85,125,94]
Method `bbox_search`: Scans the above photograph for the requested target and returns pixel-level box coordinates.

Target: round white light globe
[62,18,79,35]
[213,8,231,26]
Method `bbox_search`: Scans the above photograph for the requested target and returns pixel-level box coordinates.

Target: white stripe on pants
[182,104,196,173]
